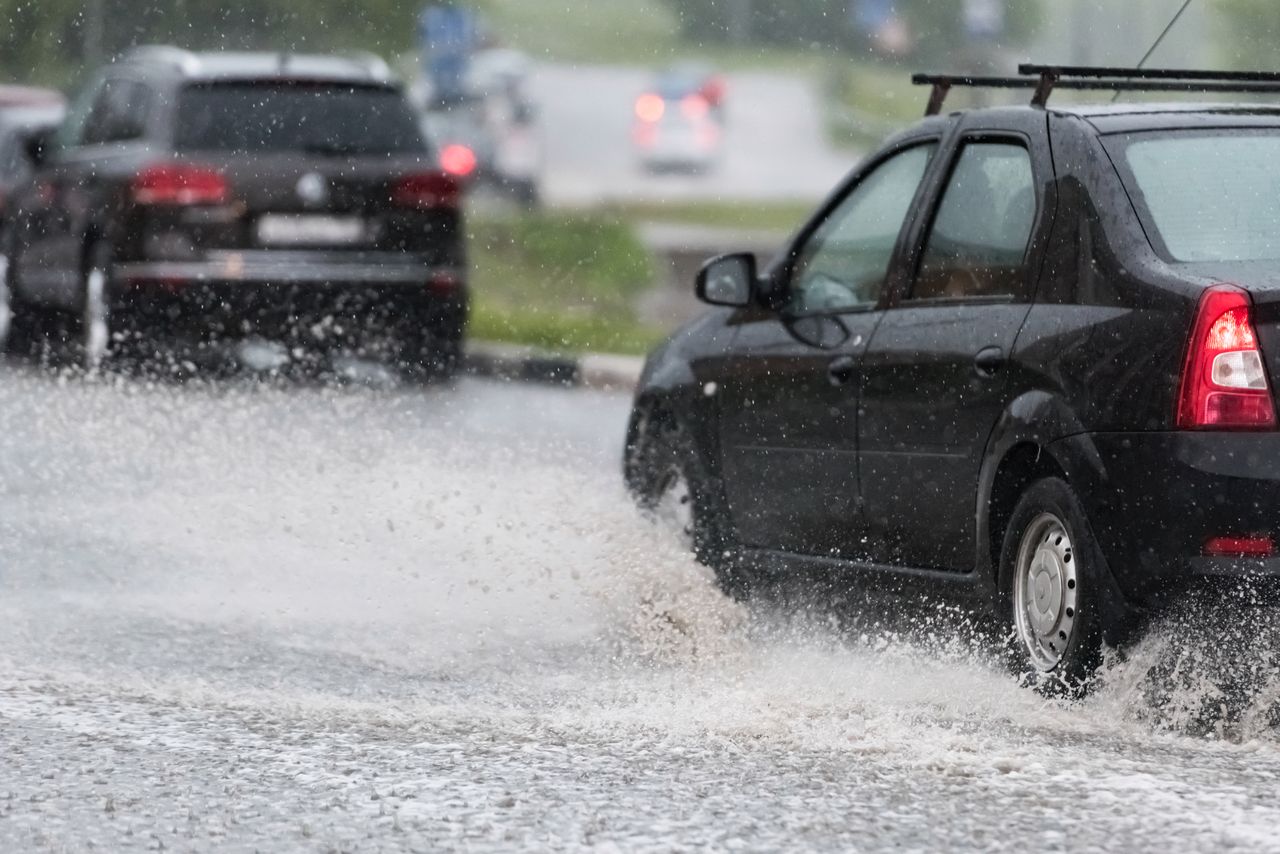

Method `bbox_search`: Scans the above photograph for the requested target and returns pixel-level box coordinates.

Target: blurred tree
[1211,0,1279,69]
[670,0,1042,62]
[0,0,421,87]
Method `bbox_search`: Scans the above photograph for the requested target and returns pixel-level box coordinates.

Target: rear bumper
[108,251,467,344]
[115,250,459,287]
[1060,431,1280,603]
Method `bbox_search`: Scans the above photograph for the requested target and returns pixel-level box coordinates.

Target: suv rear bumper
[115,250,458,287]
[1057,431,1280,604]
[108,251,467,347]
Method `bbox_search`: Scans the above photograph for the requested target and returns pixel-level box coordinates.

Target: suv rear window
[174,82,428,155]
[1116,131,1280,263]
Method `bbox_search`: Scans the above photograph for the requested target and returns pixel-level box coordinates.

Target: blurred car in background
[633,64,726,174]
[0,47,467,376]
[0,97,65,228]
[417,47,542,206]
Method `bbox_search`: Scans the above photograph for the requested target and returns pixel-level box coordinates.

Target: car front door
[716,139,939,558]
[859,115,1055,571]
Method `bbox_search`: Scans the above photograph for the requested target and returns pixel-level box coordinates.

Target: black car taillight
[1176,284,1277,429]
[391,172,460,210]
[131,163,229,206]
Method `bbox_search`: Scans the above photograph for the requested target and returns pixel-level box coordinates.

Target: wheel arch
[976,390,1109,591]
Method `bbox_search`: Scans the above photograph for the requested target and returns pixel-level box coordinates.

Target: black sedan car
[0,47,466,376]
[625,66,1280,687]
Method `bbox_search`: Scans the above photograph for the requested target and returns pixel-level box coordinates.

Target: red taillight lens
[392,172,460,209]
[1177,284,1277,429]
[1204,535,1274,557]
[132,164,228,206]
[439,144,477,178]
[635,93,665,123]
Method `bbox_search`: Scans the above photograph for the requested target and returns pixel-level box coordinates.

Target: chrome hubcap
[654,468,695,550]
[1013,513,1078,671]
[83,266,109,370]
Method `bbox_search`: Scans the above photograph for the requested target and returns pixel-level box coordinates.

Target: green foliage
[668,0,1042,63]
[1211,0,1280,69]
[0,0,420,84]
[467,212,663,354]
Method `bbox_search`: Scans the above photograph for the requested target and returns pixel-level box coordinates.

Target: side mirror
[23,126,57,168]
[696,252,755,307]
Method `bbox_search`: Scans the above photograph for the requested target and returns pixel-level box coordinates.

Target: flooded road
[3,369,1280,851]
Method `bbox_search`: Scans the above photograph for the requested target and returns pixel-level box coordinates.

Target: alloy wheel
[0,253,11,350]
[82,264,109,371]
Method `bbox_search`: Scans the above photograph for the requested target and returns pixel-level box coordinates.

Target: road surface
[3,368,1280,850]
[530,64,856,206]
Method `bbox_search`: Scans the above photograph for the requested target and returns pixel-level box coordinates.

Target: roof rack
[913,64,1280,116]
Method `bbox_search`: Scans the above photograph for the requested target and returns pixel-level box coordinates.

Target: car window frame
[901,132,1040,307]
[768,135,943,320]
[79,76,154,149]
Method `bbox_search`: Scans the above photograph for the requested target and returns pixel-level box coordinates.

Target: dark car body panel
[630,100,1280,621]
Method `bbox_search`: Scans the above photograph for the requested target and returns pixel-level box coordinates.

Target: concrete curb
[464,340,643,392]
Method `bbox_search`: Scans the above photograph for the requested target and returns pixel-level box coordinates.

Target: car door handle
[827,355,858,387]
[973,346,1006,378]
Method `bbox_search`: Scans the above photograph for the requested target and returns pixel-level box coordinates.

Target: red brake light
[1204,535,1274,557]
[392,172,460,209]
[132,164,228,206]
[1177,284,1276,429]
[439,144,477,178]
[635,93,665,123]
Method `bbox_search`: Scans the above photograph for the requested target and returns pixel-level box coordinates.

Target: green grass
[466,212,666,355]
[605,200,814,233]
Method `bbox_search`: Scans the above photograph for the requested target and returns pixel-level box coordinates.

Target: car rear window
[174,82,428,155]
[1118,131,1280,263]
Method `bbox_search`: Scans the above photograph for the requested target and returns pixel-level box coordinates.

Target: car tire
[627,411,757,601]
[399,309,464,382]
[0,240,49,361]
[1000,477,1107,693]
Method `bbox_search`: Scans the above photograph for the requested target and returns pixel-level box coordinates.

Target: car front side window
[787,142,936,315]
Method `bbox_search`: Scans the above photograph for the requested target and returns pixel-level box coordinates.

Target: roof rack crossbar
[1019,64,1280,83]
[914,66,1280,114]
[912,74,1039,115]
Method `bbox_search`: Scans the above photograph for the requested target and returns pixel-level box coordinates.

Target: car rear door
[858,111,1056,571]
[715,139,939,558]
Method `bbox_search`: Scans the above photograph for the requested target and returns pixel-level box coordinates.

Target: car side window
[787,142,936,315]
[80,79,150,147]
[911,141,1036,301]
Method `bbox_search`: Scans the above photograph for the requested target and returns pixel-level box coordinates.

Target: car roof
[117,46,396,86]
[0,104,65,132]
[0,85,65,109]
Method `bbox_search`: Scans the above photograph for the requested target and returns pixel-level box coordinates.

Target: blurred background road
[531,63,852,206]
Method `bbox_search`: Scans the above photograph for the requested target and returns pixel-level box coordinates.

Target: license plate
[256,215,367,246]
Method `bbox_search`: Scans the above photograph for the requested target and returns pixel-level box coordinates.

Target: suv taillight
[1177,284,1277,429]
[391,172,460,209]
[131,164,228,206]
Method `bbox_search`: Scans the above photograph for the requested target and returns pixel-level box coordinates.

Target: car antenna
[1111,0,1195,102]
